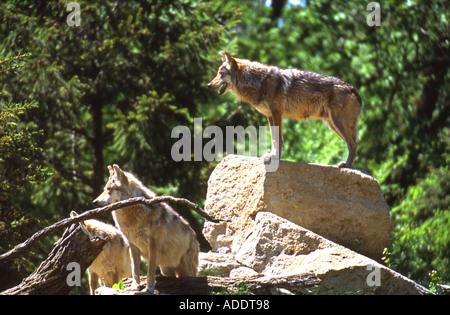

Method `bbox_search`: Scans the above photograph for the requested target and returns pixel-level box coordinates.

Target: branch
[0,196,220,266]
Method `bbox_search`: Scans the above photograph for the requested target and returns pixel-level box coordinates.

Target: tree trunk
[1,224,106,295]
[91,99,104,197]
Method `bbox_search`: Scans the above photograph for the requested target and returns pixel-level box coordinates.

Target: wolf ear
[112,164,122,177]
[113,164,122,175]
[108,165,114,176]
[112,164,128,183]
[224,51,238,71]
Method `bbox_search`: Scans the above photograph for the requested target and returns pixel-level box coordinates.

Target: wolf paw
[262,152,278,162]
[261,152,280,172]
[145,285,155,295]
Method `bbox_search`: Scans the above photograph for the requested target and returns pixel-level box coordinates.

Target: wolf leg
[328,114,357,168]
[262,111,282,161]
[129,243,141,290]
[88,270,98,295]
[146,238,157,294]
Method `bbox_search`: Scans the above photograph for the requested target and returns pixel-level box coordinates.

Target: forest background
[0,0,448,293]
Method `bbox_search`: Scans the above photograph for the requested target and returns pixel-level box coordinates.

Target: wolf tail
[352,87,362,108]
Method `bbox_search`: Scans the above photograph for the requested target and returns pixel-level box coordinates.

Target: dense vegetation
[1,0,448,292]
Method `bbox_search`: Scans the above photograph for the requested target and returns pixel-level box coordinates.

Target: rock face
[234,211,428,294]
[202,155,430,295]
[204,154,392,261]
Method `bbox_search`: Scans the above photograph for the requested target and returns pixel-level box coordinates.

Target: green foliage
[112,280,124,290]
[0,52,48,235]
[428,270,445,295]
[0,1,236,291]
[0,52,49,289]
[0,100,47,196]
[214,280,257,295]
[390,136,450,282]
[0,0,448,293]
[0,1,235,214]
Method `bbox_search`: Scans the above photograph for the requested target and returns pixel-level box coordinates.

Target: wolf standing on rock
[93,165,199,294]
[208,52,361,168]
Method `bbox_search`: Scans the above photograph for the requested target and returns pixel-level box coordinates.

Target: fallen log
[1,224,106,295]
[95,273,321,295]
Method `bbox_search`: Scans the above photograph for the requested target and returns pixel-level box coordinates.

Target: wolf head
[93,164,156,207]
[70,210,115,237]
[93,164,132,207]
[208,51,238,96]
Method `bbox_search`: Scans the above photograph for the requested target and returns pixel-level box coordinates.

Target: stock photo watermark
[366,264,381,288]
[66,2,81,27]
[170,118,280,172]
[66,262,81,287]
[366,2,381,27]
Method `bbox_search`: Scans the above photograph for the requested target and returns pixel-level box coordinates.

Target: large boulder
[200,211,429,294]
[204,154,392,261]
[234,211,429,294]
[200,155,430,294]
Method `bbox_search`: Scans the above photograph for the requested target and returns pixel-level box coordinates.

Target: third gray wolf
[93,165,199,293]
[208,52,361,168]
[70,211,139,294]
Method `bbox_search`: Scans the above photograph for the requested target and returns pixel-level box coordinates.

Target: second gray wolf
[93,165,199,293]
[208,52,361,168]
[70,211,139,294]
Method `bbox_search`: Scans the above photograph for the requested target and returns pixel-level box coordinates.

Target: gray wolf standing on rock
[208,52,361,168]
